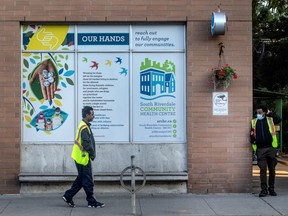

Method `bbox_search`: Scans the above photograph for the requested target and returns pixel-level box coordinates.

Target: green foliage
[253,0,288,91]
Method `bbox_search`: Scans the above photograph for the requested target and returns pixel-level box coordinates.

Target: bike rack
[120,155,146,215]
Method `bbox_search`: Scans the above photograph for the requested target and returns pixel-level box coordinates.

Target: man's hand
[29,59,57,102]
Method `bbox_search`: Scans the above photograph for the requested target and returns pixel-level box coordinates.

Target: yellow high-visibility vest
[71,120,91,165]
[251,117,278,151]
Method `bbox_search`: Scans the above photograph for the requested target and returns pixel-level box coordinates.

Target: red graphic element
[90,61,99,70]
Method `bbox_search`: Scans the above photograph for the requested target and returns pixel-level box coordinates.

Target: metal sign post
[120,155,146,215]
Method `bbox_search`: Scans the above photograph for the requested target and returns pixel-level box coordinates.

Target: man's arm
[81,128,96,160]
[267,111,282,125]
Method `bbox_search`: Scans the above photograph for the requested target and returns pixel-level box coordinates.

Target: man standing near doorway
[62,106,105,208]
[250,104,279,197]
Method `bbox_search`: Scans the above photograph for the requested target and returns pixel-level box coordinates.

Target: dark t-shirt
[255,118,273,148]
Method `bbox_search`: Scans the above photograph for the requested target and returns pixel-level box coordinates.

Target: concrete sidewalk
[1,192,288,216]
[1,160,288,216]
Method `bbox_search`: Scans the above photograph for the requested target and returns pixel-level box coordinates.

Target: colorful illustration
[81,56,128,76]
[30,108,68,131]
[28,58,58,102]
[22,52,74,134]
[140,58,176,100]
[22,25,74,51]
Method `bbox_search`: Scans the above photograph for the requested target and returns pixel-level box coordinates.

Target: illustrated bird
[115,57,122,64]
[105,59,112,66]
[90,61,99,70]
[82,57,88,63]
[119,67,128,76]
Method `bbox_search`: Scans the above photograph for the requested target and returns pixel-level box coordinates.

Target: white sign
[132,25,185,51]
[77,53,129,142]
[213,92,228,115]
[132,53,185,142]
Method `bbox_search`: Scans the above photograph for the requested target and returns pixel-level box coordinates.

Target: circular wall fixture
[211,12,226,36]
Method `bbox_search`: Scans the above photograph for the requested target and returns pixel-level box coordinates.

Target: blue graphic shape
[140,68,176,97]
[115,57,122,64]
[119,67,128,76]
[78,33,129,46]
[141,95,176,100]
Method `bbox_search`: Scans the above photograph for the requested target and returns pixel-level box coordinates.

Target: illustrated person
[250,104,279,197]
[45,118,53,131]
[62,106,105,208]
[36,111,46,130]
[52,107,63,129]
[29,59,57,102]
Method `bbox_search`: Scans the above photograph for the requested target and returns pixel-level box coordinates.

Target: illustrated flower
[210,64,238,90]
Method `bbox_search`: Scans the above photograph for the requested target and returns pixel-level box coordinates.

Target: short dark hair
[256,104,268,113]
[82,106,93,118]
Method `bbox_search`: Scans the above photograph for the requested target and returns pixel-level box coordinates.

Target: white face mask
[257,114,264,120]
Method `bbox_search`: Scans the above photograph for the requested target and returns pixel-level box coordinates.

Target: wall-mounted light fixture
[211,5,226,36]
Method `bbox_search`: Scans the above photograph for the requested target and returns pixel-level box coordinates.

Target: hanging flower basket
[210,64,238,90]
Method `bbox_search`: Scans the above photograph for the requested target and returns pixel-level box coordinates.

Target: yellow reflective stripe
[251,119,257,128]
[74,121,92,151]
[267,117,276,134]
[251,118,257,137]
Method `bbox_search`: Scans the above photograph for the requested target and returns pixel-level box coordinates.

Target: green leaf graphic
[54,94,62,99]
[23,59,29,68]
[66,78,74,85]
[30,109,34,116]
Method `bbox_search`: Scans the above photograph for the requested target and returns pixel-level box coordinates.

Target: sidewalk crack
[259,196,284,215]
[0,200,12,215]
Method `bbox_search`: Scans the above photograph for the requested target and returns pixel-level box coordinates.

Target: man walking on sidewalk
[250,104,279,197]
[62,106,105,208]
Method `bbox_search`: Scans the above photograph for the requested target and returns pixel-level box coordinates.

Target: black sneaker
[259,190,268,197]
[62,196,76,207]
[269,189,277,196]
[88,202,105,208]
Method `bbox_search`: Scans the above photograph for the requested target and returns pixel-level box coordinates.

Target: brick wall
[0,21,21,194]
[0,0,252,194]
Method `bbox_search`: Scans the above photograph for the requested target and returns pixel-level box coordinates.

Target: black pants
[256,147,278,191]
[64,160,97,205]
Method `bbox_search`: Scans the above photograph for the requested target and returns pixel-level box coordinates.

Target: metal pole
[131,155,136,215]
[120,155,146,215]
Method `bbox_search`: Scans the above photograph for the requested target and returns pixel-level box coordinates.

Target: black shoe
[88,202,105,208]
[259,190,268,197]
[269,189,277,196]
[62,196,76,207]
